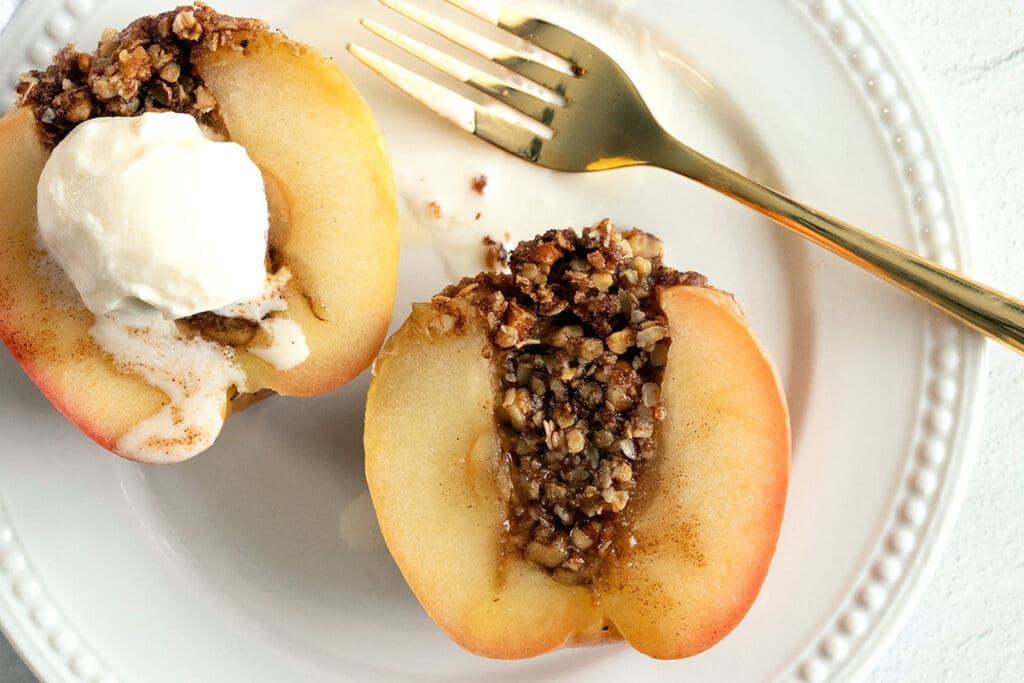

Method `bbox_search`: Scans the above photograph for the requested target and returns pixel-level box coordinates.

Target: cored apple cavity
[439,223,707,584]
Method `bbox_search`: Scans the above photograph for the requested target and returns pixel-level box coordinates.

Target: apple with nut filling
[0,5,398,460]
[365,224,789,659]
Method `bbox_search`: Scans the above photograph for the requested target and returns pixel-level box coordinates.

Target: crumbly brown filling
[440,221,706,584]
[15,3,266,147]
[482,236,509,272]
[182,312,259,346]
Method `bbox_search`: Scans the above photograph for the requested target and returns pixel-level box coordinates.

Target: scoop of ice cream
[37,111,269,319]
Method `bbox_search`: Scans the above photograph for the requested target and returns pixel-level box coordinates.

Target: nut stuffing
[16,3,265,147]
[436,220,706,583]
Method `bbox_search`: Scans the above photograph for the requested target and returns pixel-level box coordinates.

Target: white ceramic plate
[0,0,985,681]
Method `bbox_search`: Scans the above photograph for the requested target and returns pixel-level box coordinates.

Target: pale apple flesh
[598,285,789,658]
[365,302,611,657]
[364,286,789,659]
[194,32,399,396]
[0,29,399,460]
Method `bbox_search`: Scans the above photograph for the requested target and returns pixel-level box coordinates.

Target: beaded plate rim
[781,1,985,681]
[0,0,986,682]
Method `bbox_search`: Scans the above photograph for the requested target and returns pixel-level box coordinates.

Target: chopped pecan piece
[16,3,268,147]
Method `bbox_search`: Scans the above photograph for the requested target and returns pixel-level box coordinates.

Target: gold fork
[348,0,1024,354]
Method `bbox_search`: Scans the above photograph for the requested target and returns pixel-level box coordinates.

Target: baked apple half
[365,223,789,659]
[0,6,398,461]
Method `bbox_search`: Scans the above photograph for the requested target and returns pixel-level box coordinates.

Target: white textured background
[0,0,1022,681]
[869,0,1024,680]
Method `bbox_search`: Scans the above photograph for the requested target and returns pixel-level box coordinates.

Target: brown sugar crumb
[482,236,509,272]
[441,220,706,584]
[471,174,488,195]
[15,3,267,147]
[183,311,259,346]
[427,201,443,220]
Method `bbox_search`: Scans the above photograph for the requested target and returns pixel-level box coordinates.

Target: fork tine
[360,18,562,124]
[377,0,572,93]
[348,43,476,132]
[444,0,584,64]
[347,43,549,161]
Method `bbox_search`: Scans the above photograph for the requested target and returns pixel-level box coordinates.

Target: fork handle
[651,138,1024,354]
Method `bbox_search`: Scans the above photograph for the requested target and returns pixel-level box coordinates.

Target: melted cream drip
[93,311,246,464]
[250,318,309,371]
[92,268,309,463]
[214,267,291,320]
[215,268,310,372]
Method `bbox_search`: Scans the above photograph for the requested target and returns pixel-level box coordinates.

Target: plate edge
[777,1,987,682]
